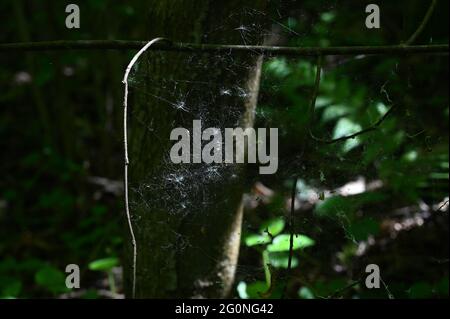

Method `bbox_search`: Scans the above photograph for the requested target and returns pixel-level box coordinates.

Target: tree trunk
[125,0,270,298]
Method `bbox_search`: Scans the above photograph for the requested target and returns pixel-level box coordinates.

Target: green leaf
[82,289,100,299]
[298,286,315,299]
[238,281,269,299]
[347,218,380,242]
[268,252,298,268]
[315,193,386,218]
[320,11,336,23]
[1,279,22,298]
[322,104,350,122]
[88,257,118,271]
[408,282,434,299]
[237,281,249,299]
[244,233,271,247]
[333,118,362,152]
[259,218,285,237]
[310,278,349,297]
[435,276,449,297]
[265,58,291,78]
[267,234,315,252]
[35,266,67,294]
[315,195,353,217]
[315,96,333,108]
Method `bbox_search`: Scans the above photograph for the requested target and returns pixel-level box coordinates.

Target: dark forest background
[0,0,448,298]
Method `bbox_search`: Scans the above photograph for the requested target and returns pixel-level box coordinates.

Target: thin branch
[328,277,364,298]
[437,199,449,212]
[327,273,395,299]
[308,56,324,127]
[281,59,319,298]
[282,177,298,299]
[406,0,438,45]
[287,177,298,272]
[0,40,448,56]
[312,104,397,145]
[122,37,169,298]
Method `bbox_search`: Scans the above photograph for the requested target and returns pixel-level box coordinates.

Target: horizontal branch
[0,40,448,56]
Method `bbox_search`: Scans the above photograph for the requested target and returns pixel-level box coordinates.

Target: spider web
[123,4,448,298]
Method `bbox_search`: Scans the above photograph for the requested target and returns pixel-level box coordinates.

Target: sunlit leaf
[268,252,299,268]
[322,104,350,122]
[245,281,269,299]
[88,257,119,271]
[298,286,315,299]
[333,118,362,152]
[259,218,285,237]
[267,234,315,252]
[244,233,271,247]
[265,58,291,78]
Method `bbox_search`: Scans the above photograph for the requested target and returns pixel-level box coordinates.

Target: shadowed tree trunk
[125,0,272,298]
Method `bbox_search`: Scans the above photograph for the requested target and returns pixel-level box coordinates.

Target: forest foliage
[0,0,448,298]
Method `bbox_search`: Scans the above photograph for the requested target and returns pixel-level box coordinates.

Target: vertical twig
[123,37,170,298]
[282,56,322,298]
[287,177,298,272]
[282,177,298,298]
[308,55,324,122]
[308,55,324,138]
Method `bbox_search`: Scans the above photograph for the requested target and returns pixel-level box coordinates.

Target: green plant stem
[262,250,271,287]
[107,270,116,295]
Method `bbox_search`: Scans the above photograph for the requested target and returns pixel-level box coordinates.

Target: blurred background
[0,0,448,298]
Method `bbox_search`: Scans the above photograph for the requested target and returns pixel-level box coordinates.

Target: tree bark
[125,0,269,298]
